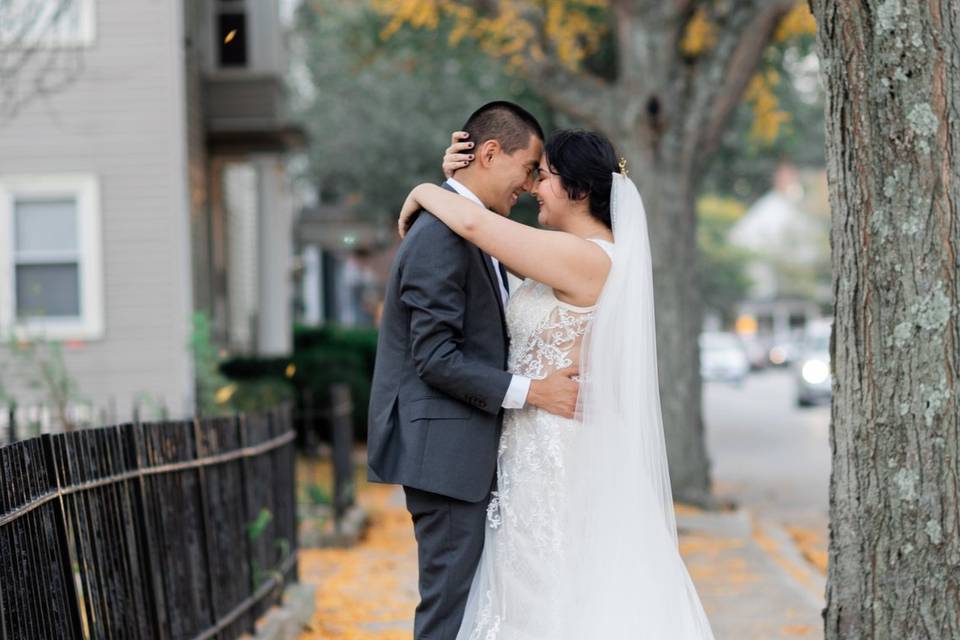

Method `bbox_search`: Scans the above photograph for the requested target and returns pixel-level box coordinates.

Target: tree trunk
[810,1,960,637]
[527,1,797,507]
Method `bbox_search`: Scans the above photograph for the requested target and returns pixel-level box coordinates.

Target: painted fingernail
[469,154,474,159]
[468,142,474,147]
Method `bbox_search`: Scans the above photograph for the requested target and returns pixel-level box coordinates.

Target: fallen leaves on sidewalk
[786,525,828,574]
[299,483,418,640]
[295,457,824,639]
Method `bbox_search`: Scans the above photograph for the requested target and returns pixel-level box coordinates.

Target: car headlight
[802,360,830,385]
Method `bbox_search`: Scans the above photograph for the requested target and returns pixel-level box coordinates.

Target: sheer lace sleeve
[508,297,593,379]
[505,239,612,380]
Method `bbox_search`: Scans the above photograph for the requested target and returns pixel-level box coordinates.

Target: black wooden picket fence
[0,406,298,640]
[295,384,356,523]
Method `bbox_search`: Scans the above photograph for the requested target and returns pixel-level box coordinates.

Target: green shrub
[220,324,379,443]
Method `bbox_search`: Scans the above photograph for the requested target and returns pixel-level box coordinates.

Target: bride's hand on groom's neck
[443,131,474,178]
[527,366,580,419]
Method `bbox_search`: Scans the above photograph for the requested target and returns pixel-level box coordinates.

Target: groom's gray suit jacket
[367,184,511,503]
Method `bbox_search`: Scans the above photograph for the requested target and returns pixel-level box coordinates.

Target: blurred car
[738,335,769,371]
[795,322,832,407]
[700,332,750,384]
[768,335,803,367]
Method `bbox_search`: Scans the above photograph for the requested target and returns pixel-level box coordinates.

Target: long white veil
[558,173,714,638]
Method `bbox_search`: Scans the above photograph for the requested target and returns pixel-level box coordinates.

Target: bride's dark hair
[544,129,619,229]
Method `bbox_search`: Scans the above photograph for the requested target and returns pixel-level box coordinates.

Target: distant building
[728,164,830,341]
[295,201,396,328]
[0,0,304,425]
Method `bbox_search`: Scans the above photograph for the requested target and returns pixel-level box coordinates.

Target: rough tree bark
[809,1,960,637]
[529,0,796,504]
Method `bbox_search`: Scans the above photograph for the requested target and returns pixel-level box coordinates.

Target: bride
[398,129,715,639]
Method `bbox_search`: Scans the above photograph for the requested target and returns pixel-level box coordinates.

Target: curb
[333,503,371,547]
[246,582,316,640]
[752,518,826,610]
[678,507,826,611]
[299,503,371,548]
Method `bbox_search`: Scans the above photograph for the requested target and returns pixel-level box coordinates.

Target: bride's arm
[399,183,611,306]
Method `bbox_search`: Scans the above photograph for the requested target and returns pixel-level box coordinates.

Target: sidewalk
[297,485,825,640]
[677,506,825,639]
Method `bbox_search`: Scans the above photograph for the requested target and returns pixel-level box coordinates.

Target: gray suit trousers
[404,486,489,640]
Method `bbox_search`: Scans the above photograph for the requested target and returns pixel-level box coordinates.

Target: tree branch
[694,1,796,160]
[525,58,615,133]
[611,0,692,86]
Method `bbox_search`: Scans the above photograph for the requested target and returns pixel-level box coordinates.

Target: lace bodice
[505,239,614,381]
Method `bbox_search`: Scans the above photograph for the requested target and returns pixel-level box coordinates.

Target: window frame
[0,174,104,340]
[206,0,251,72]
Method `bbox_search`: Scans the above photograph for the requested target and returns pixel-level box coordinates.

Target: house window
[0,0,97,47]
[216,1,249,68]
[0,175,103,340]
[14,198,82,318]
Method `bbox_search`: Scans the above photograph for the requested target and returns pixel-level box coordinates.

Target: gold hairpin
[618,157,628,176]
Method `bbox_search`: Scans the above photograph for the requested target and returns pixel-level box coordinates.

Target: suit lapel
[479,248,507,326]
[442,182,509,337]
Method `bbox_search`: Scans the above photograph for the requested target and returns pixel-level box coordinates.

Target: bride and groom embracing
[368,100,714,639]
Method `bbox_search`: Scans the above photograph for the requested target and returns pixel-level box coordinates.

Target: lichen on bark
[811,0,960,636]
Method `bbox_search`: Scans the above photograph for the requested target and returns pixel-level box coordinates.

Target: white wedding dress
[457,173,715,639]
[457,239,615,640]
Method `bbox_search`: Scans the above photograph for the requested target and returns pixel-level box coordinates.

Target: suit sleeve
[399,218,512,414]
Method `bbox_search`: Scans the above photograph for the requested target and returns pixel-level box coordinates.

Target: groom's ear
[476,139,501,167]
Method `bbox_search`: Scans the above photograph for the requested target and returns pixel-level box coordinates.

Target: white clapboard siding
[0,0,196,420]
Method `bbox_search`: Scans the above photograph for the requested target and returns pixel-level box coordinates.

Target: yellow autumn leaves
[373,0,818,145]
[760,2,818,144]
[681,2,817,144]
[680,8,716,57]
[299,479,420,639]
[374,0,606,71]
[775,3,818,44]
[745,70,793,145]
[681,2,816,58]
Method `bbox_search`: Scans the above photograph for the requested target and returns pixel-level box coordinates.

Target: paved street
[704,367,831,591]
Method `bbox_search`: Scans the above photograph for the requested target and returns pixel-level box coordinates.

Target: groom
[368,101,579,639]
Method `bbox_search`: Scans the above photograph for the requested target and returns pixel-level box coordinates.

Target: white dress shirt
[445,178,531,409]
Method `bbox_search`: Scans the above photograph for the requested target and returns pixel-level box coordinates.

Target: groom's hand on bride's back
[526,366,580,419]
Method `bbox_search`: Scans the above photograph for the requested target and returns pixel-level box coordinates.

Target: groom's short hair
[462,101,544,156]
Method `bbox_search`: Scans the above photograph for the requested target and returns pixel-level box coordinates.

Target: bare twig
[0,0,86,121]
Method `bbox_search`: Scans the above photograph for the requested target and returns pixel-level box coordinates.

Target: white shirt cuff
[502,375,531,409]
